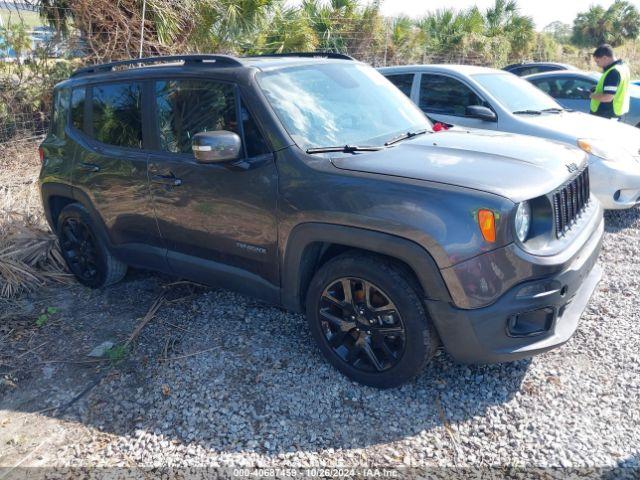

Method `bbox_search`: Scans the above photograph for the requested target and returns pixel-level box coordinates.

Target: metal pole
[139,0,146,59]
[383,18,389,66]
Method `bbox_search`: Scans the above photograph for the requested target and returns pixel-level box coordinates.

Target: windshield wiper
[306,144,384,154]
[541,107,564,113]
[384,129,429,146]
[513,109,542,115]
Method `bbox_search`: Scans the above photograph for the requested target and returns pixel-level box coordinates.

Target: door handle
[151,173,182,186]
[79,162,100,172]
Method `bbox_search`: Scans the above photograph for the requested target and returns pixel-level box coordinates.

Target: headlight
[577,138,630,161]
[515,202,531,243]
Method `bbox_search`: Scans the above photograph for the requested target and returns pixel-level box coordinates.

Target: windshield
[473,73,561,112]
[257,62,430,150]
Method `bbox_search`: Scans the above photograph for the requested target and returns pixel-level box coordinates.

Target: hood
[517,110,640,158]
[330,129,587,203]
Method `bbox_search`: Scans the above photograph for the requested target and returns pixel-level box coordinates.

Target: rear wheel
[56,204,127,288]
[305,252,438,388]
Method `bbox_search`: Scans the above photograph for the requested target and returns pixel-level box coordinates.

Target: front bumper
[426,218,603,363]
[589,155,640,209]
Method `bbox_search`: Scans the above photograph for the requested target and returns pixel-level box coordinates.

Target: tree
[414,0,534,66]
[257,6,318,54]
[572,0,640,47]
[542,21,572,44]
[0,23,32,79]
[484,0,535,60]
[36,0,199,60]
[191,0,279,53]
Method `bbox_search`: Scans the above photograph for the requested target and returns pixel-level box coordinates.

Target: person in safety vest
[590,44,631,121]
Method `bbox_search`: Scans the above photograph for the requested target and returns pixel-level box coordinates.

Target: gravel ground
[1,208,639,476]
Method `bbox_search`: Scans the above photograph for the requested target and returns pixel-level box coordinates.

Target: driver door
[147,78,279,300]
[555,76,594,114]
[417,73,497,130]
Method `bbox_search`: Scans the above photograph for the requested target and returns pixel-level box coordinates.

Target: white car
[379,64,640,209]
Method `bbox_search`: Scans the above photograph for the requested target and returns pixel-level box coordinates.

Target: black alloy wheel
[319,277,406,373]
[305,251,439,388]
[56,203,127,288]
[60,217,100,282]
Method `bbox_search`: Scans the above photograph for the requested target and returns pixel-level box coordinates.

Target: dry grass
[0,138,71,301]
[560,41,640,77]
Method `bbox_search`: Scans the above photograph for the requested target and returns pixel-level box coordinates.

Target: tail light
[38,146,44,163]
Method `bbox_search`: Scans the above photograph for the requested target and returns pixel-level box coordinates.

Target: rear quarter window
[51,88,70,138]
[71,87,86,132]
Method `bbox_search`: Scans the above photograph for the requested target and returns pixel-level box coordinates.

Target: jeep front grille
[552,167,590,238]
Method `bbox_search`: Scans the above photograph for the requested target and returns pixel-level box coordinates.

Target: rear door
[146,77,279,300]
[417,73,497,130]
[70,81,163,267]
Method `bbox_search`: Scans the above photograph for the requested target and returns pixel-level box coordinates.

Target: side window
[419,74,485,116]
[155,79,237,154]
[52,88,70,139]
[531,79,555,95]
[556,78,593,100]
[241,101,270,157]
[510,67,529,76]
[538,66,560,73]
[70,88,85,132]
[385,74,414,97]
[91,83,143,148]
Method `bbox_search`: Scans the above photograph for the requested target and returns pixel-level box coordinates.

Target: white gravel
[3,210,640,474]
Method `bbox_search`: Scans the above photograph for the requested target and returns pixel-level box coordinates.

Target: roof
[524,70,599,80]
[241,55,354,70]
[504,61,576,69]
[69,52,355,79]
[378,64,502,75]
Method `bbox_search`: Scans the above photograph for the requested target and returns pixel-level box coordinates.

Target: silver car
[379,64,640,210]
[525,70,640,128]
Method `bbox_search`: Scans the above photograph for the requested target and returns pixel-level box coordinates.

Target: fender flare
[41,182,112,248]
[40,182,74,231]
[281,222,452,311]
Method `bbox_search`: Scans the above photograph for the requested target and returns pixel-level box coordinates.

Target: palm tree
[191,0,279,53]
[417,7,484,62]
[484,0,535,60]
[572,0,640,47]
[257,6,318,54]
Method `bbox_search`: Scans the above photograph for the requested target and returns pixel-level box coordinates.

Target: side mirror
[192,130,241,164]
[465,105,497,122]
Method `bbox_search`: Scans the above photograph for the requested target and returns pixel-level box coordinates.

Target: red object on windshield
[433,122,449,132]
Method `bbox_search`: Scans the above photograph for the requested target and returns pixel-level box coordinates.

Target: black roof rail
[247,52,355,61]
[71,54,244,78]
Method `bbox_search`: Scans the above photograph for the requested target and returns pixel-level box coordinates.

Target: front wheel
[305,252,438,388]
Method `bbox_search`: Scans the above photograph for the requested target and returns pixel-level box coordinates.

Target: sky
[377,0,619,31]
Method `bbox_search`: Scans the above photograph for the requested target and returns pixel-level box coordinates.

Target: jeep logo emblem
[566,163,579,173]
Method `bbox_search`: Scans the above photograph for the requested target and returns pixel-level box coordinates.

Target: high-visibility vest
[590,62,631,117]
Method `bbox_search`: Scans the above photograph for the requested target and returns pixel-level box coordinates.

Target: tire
[305,251,438,388]
[56,203,127,288]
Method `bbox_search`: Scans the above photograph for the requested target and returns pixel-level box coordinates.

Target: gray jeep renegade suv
[39,53,604,388]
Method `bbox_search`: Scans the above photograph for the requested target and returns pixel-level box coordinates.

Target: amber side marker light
[478,209,496,243]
